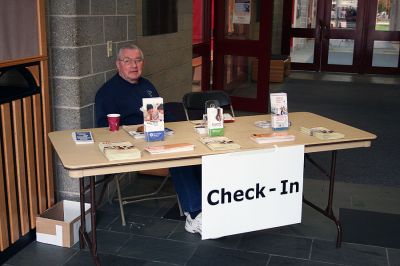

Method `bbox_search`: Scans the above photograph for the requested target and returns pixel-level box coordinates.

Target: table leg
[89,176,98,258]
[303,151,342,248]
[79,177,101,265]
[84,174,114,208]
[79,178,86,249]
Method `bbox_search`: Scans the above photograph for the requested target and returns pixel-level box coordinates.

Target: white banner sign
[202,145,304,239]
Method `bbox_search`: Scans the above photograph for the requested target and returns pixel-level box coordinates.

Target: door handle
[316,25,321,39]
[316,24,323,41]
[321,25,329,39]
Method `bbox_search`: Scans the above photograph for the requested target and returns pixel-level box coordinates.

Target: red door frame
[193,0,212,91]
[212,0,273,113]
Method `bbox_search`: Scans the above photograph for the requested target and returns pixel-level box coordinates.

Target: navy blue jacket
[95,74,159,127]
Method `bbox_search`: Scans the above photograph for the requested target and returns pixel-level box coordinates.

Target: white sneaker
[185,212,202,235]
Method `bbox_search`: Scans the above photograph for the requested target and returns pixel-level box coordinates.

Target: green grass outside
[375,24,389,31]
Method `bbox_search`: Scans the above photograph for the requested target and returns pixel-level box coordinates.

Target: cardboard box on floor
[36,200,91,247]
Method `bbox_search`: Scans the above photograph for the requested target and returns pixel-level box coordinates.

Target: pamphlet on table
[143,97,164,141]
[250,132,295,144]
[300,126,345,140]
[123,125,174,139]
[207,106,224,136]
[72,131,94,144]
[144,143,195,155]
[223,113,235,123]
[199,136,241,151]
[98,141,141,161]
[270,93,289,130]
[194,124,207,135]
[254,120,271,128]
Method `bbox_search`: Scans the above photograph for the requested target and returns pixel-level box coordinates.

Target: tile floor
[4,174,400,266]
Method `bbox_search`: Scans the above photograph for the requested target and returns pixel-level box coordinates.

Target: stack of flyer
[98,141,141,161]
[143,97,164,142]
[300,126,345,140]
[270,93,289,130]
[250,132,295,144]
[144,143,195,155]
[199,136,241,151]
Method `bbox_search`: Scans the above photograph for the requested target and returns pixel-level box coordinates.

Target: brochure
[199,136,241,151]
[98,141,141,161]
[144,143,195,155]
[143,97,165,142]
[254,120,271,129]
[194,124,207,135]
[72,131,94,144]
[207,107,224,136]
[124,126,174,139]
[223,113,235,123]
[250,132,295,144]
[270,93,289,130]
[300,126,345,140]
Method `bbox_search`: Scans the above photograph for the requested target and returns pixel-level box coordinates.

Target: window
[142,0,178,36]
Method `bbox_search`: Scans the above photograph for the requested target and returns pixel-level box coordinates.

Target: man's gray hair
[117,44,144,59]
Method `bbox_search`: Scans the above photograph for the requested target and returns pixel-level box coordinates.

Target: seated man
[95,43,202,235]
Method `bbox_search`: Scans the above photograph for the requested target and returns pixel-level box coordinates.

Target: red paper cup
[107,114,120,132]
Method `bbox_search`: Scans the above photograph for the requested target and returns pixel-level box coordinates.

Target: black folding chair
[182,91,235,122]
[164,101,187,122]
[112,102,186,225]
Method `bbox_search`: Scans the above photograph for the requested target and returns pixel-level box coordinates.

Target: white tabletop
[48,112,376,178]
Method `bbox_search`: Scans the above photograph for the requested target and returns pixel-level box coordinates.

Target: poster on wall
[233,0,251,24]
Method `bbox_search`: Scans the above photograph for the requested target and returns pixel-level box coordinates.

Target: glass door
[364,0,400,74]
[320,0,366,72]
[213,0,272,112]
[282,0,366,72]
[282,0,320,71]
[282,0,399,74]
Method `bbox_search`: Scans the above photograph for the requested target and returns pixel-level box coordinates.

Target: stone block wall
[47,0,193,200]
[136,0,193,101]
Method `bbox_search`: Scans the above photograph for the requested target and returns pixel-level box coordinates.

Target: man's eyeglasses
[119,58,143,65]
